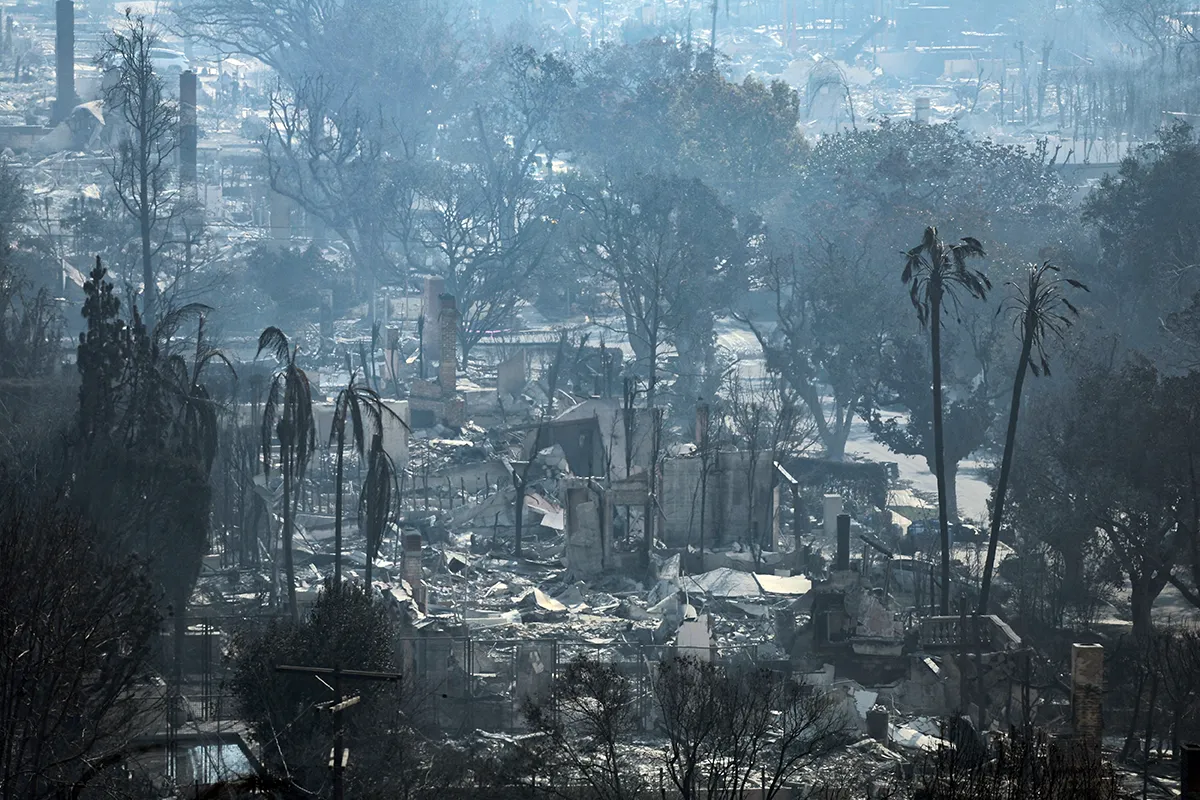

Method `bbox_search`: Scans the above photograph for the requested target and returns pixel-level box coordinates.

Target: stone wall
[658,451,775,549]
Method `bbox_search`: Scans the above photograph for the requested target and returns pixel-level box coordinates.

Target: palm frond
[289,367,317,478]
[256,326,291,363]
[155,303,214,342]
[348,395,365,458]
[1002,260,1089,379]
[921,226,937,251]
[261,374,283,477]
[359,433,398,563]
[959,236,985,255]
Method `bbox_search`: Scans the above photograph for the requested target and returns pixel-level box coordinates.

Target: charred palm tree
[165,314,234,473]
[257,327,316,622]
[329,368,407,586]
[359,430,399,588]
[159,311,234,729]
[902,227,989,615]
[977,262,1087,614]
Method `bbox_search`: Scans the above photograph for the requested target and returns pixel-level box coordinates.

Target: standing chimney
[319,290,334,343]
[695,402,709,447]
[422,276,444,364]
[179,70,198,197]
[438,293,458,396]
[835,513,851,571]
[52,0,76,124]
[866,705,890,745]
[1070,643,1103,753]
[823,494,843,540]
[402,532,425,611]
[269,192,291,242]
[914,97,931,124]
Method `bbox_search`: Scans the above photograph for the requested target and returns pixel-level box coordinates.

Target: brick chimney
[1071,643,1103,752]
[422,276,444,364]
[695,402,709,447]
[179,70,198,198]
[403,532,425,611]
[52,0,76,124]
[438,293,457,396]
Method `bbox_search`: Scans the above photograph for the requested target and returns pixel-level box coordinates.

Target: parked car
[901,520,981,554]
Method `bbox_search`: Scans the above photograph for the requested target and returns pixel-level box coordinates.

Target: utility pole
[275,664,403,800]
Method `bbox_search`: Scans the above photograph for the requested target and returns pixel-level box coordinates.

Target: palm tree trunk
[978,326,1033,614]
[943,459,961,523]
[334,420,345,587]
[930,290,951,615]
[282,442,298,622]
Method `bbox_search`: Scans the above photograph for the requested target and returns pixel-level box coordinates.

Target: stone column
[1071,643,1103,751]
[52,0,76,124]
[438,294,457,396]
